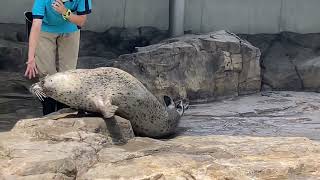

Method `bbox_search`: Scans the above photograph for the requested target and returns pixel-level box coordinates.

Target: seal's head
[29,72,81,101]
[164,96,189,116]
[163,95,189,134]
[29,80,46,101]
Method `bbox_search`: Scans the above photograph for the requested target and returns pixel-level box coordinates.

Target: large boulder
[114,30,261,102]
[0,111,134,179]
[11,110,135,144]
[241,32,320,92]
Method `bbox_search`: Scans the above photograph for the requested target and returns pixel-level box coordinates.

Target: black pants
[41,97,69,115]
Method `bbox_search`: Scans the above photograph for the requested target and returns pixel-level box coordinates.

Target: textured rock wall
[114,30,261,102]
[240,32,320,92]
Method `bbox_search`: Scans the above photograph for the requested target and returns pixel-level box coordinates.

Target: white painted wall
[1,0,320,34]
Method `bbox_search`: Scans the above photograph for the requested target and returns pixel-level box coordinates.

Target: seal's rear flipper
[93,97,118,119]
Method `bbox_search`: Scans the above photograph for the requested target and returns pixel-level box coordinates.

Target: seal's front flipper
[94,97,118,119]
[102,103,118,119]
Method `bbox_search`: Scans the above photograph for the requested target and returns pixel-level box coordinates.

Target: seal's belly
[112,94,170,137]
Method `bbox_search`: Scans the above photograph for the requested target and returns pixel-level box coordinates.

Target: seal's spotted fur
[30,67,188,138]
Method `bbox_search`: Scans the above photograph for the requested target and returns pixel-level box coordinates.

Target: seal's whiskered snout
[30,83,47,101]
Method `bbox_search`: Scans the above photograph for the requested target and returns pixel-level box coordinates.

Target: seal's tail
[29,83,47,101]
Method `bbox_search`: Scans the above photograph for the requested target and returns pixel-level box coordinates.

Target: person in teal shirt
[25,0,92,115]
[31,0,92,33]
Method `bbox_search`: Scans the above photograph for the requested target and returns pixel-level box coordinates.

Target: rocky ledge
[1,91,320,179]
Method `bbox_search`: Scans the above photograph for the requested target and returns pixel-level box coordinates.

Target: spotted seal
[30,67,188,138]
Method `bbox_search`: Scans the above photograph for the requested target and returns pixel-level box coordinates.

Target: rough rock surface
[100,26,168,54]
[179,91,320,141]
[240,32,320,91]
[1,126,320,179]
[78,26,168,58]
[0,23,26,42]
[1,91,320,179]
[76,56,115,69]
[0,39,28,72]
[0,112,135,179]
[81,136,320,180]
[114,30,261,102]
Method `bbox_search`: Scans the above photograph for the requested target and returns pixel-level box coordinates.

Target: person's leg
[35,31,59,115]
[35,31,59,76]
[57,30,80,72]
[56,30,80,110]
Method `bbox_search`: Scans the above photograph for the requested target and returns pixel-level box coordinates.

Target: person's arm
[25,0,45,79]
[52,0,89,27]
[28,19,42,64]
[24,19,42,79]
[66,12,87,27]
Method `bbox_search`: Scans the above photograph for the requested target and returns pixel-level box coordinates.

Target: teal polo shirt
[32,0,92,33]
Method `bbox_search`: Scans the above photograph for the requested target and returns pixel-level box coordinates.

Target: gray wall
[85,0,169,31]
[1,0,320,34]
[185,0,320,34]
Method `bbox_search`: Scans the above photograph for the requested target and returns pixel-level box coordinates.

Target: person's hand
[52,0,67,15]
[24,57,38,79]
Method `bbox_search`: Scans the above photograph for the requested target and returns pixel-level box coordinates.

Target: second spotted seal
[30,67,188,138]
